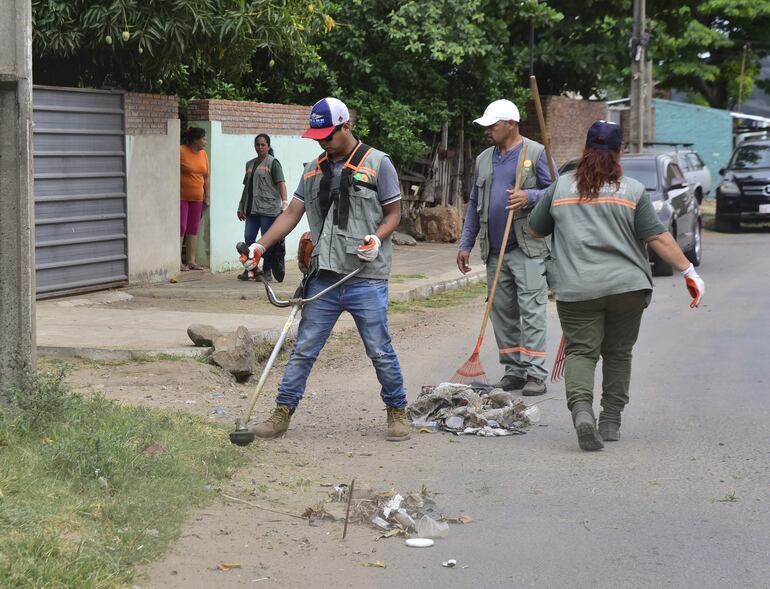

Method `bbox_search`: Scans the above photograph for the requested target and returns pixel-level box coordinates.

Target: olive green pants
[556,290,649,413]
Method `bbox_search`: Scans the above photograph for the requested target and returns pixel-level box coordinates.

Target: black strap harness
[317,142,377,230]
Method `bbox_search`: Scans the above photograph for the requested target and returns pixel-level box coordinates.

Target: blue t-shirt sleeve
[377,156,402,205]
[459,172,481,251]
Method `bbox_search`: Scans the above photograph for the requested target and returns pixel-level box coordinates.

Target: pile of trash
[407,382,540,436]
[303,485,472,539]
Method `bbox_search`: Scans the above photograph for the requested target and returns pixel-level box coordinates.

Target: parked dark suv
[715,139,770,232]
[559,153,702,276]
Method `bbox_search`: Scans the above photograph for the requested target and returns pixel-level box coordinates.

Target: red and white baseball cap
[302,97,350,140]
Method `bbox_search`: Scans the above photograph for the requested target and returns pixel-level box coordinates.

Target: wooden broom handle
[530,75,556,182]
[474,145,528,347]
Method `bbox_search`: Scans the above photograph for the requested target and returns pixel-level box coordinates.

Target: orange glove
[356,234,381,262]
[681,263,704,308]
[243,242,265,272]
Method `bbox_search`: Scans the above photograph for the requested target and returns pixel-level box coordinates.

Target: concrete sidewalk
[36,242,484,358]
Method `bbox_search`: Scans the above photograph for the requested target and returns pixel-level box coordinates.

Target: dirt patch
[52,295,485,587]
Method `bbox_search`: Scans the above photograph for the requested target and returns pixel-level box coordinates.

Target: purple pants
[180,200,204,236]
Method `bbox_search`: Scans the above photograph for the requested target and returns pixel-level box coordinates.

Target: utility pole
[737,43,749,112]
[629,0,648,153]
[0,0,35,391]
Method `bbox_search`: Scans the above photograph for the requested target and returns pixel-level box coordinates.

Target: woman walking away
[179,127,210,271]
[526,121,705,452]
[237,133,288,281]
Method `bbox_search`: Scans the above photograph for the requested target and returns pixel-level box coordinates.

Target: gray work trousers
[486,247,549,381]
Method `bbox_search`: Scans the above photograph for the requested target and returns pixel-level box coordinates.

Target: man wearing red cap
[242,97,411,442]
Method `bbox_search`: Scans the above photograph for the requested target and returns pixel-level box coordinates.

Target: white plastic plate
[405,538,434,548]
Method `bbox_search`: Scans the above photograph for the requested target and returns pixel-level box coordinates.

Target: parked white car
[645,143,711,203]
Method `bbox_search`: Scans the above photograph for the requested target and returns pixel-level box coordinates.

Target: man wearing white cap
[457,99,557,395]
[242,97,410,442]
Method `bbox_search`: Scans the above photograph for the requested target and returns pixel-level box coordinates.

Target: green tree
[32,0,326,97]
[649,0,770,108]
[532,0,769,108]
[263,0,562,166]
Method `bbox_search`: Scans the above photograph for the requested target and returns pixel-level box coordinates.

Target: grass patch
[389,281,487,313]
[701,199,716,231]
[390,273,428,284]
[0,362,246,588]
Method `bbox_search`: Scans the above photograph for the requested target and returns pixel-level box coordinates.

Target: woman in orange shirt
[180,127,210,271]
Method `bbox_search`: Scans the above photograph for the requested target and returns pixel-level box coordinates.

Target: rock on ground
[392,231,418,246]
[187,324,222,347]
[420,206,461,243]
[211,326,255,380]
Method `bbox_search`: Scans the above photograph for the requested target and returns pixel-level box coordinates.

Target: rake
[450,144,528,384]
[529,74,566,385]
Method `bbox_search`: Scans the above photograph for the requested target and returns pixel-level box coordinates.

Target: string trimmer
[229,241,366,446]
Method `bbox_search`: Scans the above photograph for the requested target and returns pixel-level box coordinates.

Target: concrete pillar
[0,0,35,390]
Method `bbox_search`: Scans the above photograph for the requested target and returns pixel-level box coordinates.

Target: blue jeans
[276,274,407,409]
[245,214,276,273]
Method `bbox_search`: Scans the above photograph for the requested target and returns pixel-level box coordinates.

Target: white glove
[681,263,704,308]
[356,234,381,262]
[243,242,265,271]
[281,200,289,211]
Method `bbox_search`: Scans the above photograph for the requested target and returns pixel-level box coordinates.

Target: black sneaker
[493,375,527,392]
[237,270,250,281]
[522,376,547,396]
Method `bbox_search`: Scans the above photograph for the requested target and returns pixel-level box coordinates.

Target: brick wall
[520,96,608,166]
[187,99,312,135]
[125,93,178,135]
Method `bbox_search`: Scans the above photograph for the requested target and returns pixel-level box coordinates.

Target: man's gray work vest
[546,173,654,302]
[474,137,551,263]
[243,154,282,216]
[301,145,392,280]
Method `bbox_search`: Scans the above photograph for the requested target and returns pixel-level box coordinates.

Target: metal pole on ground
[0,0,35,391]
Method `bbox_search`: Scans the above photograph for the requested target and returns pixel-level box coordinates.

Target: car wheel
[715,215,739,232]
[694,188,703,204]
[685,219,702,266]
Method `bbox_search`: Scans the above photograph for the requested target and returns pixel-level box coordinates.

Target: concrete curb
[390,271,485,302]
[38,346,212,362]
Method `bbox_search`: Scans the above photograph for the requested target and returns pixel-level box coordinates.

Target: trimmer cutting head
[229,421,256,447]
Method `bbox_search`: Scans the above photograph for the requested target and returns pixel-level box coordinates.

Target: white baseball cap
[473,99,520,126]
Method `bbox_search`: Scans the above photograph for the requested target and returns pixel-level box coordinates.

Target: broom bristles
[450,352,489,385]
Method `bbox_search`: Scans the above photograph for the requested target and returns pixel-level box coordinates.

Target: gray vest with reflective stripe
[245,154,282,216]
[546,173,654,301]
[301,146,392,280]
[474,137,551,262]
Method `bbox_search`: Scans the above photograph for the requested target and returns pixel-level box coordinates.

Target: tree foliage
[32,0,326,97]
[31,0,769,165]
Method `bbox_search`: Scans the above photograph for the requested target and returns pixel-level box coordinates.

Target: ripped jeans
[275,272,407,409]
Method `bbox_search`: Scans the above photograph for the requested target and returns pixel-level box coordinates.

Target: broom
[450,144,529,384]
[529,75,567,384]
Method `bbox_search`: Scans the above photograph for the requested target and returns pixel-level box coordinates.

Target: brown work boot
[251,404,293,439]
[386,406,411,442]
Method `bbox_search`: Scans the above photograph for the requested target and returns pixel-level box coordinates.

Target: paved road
[327,231,768,588]
[144,231,769,589]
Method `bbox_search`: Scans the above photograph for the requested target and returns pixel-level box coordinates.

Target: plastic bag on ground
[416,515,449,539]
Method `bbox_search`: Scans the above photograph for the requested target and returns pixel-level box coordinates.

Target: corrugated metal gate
[33,86,128,297]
